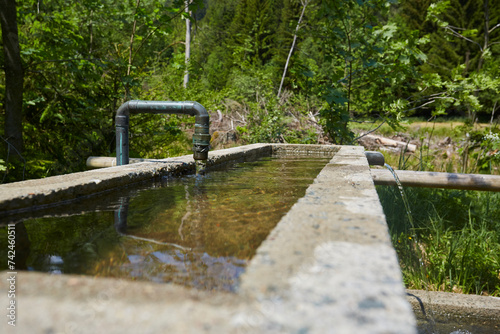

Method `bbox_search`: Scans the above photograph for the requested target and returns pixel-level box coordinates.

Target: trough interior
[0,149,334,291]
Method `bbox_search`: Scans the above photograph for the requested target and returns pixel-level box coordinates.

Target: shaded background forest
[1,0,499,182]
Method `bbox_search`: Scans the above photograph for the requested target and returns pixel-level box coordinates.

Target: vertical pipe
[115,115,129,166]
[114,197,129,234]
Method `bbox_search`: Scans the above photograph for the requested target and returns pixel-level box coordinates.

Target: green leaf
[302,70,315,78]
[324,88,348,106]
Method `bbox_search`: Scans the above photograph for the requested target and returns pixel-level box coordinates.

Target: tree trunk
[277,0,309,100]
[126,0,141,99]
[183,0,192,89]
[0,0,24,157]
[478,0,489,71]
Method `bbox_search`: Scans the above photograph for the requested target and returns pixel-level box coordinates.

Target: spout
[115,101,210,166]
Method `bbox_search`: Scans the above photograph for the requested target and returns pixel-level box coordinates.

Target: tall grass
[378,186,500,296]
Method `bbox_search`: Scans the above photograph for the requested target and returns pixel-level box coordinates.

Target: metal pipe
[371,169,500,192]
[115,100,210,166]
[364,151,385,166]
[114,197,129,234]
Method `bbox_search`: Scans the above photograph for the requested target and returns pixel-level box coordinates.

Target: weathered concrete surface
[407,289,500,332]
[1,144,416,333]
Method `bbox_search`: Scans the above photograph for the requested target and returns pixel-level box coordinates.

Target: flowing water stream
[384,163,415,228]
[195,159,207,175]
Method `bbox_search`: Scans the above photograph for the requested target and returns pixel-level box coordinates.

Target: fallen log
[362,134,417,153]
[371,169,500,192]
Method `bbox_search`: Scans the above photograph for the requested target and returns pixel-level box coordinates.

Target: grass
[377,185,500,296]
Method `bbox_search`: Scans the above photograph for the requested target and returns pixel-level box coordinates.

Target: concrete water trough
[1,144,418,333]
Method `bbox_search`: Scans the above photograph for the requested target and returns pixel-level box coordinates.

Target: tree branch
[444,26,483,51]
[489,23,500,33]
[351,119,386,143]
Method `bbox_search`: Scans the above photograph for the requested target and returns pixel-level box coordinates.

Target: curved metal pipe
[115,100,210,166]
[364,151,385,166]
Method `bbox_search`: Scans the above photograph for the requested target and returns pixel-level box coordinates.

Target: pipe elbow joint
[116,101,129,118]
[115,102,131,135]
[189,101,209,124]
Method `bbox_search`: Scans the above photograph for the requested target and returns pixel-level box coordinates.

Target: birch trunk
[126,0,141,99]
[183,0,192,88]
[277,0,309,100]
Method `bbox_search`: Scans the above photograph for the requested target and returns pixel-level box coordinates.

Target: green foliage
[0,159,6,172]
[417,0,500,119]
[478,131,500,167]
[226,0,277,67]
[311,0,428,143]
[0,0,196,182]
[128,114,192,159]
[454,124,500,173]
[410,64,500,121]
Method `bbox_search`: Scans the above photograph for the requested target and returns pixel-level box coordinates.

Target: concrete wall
[0,144,417,333]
